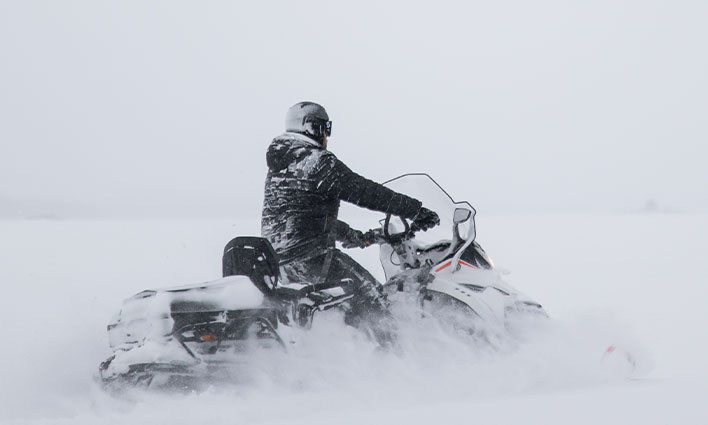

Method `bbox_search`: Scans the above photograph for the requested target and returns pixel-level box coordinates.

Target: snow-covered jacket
[261,132,422,262]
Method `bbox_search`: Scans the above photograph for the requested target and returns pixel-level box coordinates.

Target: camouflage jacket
[261,132,422,262]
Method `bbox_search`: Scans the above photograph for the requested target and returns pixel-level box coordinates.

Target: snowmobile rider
[261,101,440,343]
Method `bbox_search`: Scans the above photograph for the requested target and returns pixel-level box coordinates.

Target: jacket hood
[266,132,323,172]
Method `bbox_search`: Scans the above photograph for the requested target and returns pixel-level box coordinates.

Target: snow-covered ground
[0,214,706,424]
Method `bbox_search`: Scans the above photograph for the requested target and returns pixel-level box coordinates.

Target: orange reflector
[200,334,217,341]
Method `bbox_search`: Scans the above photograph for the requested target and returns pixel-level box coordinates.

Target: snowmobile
[99,173,546,388]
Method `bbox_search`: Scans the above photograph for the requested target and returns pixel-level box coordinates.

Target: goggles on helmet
[304,117,332,138]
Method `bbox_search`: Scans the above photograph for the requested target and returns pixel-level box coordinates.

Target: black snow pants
[281,249,395,346]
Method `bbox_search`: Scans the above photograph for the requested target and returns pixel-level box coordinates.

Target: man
[261,101,439,343]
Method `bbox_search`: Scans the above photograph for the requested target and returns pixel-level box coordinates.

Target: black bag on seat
[222,237,280,295]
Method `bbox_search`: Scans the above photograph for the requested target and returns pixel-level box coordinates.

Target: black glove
[362,229,382,245]
[412,207,440,231]
[341,228,366,248]
[342,228,379,249]
[341,228,367,249]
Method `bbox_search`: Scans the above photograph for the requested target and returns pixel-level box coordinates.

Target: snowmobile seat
[222,236,280,295]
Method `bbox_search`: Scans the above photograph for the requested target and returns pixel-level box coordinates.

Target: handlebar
[365,213,422,246]
[383,213,410,241]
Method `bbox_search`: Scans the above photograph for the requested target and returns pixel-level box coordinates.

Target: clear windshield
[382,174,476,247]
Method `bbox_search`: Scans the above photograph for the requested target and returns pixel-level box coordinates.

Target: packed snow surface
[0,214,706,424]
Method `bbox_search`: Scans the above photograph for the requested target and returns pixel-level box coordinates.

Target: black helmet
[285,101,332,144]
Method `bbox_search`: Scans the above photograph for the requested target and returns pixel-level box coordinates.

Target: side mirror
[453,208,472,224]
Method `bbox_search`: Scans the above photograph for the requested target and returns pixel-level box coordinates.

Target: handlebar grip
[409,222,424,233]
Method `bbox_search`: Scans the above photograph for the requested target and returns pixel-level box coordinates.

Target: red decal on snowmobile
[458,260,478,269]
[435,261,452,272]
[436,260,477,273]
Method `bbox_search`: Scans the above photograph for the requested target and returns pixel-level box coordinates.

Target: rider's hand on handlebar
[341,229,368,249]
[362,229,383,246]
[342,228,383,248]
[412,207,440,232]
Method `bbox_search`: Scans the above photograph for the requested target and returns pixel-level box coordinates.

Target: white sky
[1,0,706,217]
